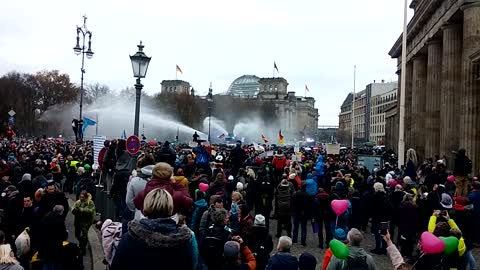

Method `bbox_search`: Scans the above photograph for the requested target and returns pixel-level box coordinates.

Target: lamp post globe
[130,41,151,137]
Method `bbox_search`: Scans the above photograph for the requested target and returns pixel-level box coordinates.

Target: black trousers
[276,214,292,237]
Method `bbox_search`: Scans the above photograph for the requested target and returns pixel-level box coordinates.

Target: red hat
[447,175,455,182]
[454,196,468,206]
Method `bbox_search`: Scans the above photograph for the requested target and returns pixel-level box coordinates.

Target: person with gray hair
[327,228,378,270]
[266,236,298,270]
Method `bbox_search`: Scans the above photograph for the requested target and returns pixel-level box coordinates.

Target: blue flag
[122,130,127,139]
[82,117,97,134]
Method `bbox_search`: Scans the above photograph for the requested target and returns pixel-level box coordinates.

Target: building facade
[389,0,480,171]
[338,82,398,145]
[161,80,191,94]
[257,77,318,140]
[370,86,398,143]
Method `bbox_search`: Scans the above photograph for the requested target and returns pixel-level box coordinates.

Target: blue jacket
[305,174,317,197]
[191,199,208,233]
[266,252,299,270]
[315,156,324,176]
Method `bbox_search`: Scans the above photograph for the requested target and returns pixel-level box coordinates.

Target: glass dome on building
[227,75,260,97]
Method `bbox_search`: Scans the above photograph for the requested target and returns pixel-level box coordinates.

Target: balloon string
[335,216,338,228]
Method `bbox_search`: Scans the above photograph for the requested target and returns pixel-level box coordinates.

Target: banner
[93,135,107,166]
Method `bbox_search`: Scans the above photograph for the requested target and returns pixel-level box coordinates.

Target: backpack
[196,152,209,166]
[200,227,228,270]
[345,256,369,270]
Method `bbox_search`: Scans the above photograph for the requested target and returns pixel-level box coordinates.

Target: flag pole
[176,67,178,80]
[95,113,98,135]
[398,0,408,169]
[273,64,275,78]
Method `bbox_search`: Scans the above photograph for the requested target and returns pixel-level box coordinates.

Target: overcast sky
[0,0,413,126]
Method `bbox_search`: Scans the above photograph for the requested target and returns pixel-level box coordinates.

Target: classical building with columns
[389,0,480,171]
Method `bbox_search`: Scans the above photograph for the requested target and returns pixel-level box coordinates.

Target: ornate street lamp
[207,84,213,142]
[73,15,93,141]
[129,41,151,136]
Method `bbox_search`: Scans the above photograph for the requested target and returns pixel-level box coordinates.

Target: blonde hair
[373,182,385,193]
[406,148,418,166]
[246,168,255,179]
[0,244,18,265]
[152,162,173,179]
[231,191,243,202]
[143,188,174,218]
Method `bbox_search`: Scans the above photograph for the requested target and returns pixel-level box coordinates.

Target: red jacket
[134,177,193,215]
[322,248,333,270]
[98,147,107,169]
[272,156,287,170]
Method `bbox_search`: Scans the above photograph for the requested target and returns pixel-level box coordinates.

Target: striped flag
[278,130,285,144]
[176,65,183,74]
[261,134,269,144]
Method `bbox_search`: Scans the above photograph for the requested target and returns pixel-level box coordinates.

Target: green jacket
[72,193,96,227]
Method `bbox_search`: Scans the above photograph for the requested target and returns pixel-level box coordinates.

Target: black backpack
[346,256,369,270]
[200,227,229,270]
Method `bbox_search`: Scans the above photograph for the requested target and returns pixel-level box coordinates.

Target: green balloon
[329,239,349,259]
[439,236,459,255]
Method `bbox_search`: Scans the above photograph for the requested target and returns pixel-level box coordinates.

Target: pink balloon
[331,200,349,216]
[420,232,446,254]
[199,183,209,193]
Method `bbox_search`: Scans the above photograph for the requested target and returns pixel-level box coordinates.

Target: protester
[327,228,378,270]
[266,236,298,270]
[0,244,23,270]
[111,188,200,270]
[71,191,96,255]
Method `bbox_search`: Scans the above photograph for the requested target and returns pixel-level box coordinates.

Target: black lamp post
[207,84,213,142]
[129,41,151,137]
[73,15,94,135]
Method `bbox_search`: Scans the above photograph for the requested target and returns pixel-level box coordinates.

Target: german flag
[278,130,285,144]
[261,134,269,144]
[176,65,183,74]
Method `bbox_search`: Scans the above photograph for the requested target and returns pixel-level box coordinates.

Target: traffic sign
[8,116,15,125]
[126,135,141,155]
[8,110,15,117]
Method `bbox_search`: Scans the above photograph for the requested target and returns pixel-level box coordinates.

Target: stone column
[460,2,480,174]
[405,62,413,150]
[441,24,462,170]
[425,40,443,160]
[411,56,427,161]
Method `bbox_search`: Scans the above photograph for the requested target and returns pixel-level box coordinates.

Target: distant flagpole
[176,66,178,80]
[273,63,275,78]
[95,113,98,135]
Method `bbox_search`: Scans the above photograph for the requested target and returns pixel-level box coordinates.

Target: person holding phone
[369,182,392,255]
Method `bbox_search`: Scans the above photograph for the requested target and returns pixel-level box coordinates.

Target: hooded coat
[327,246,378,270]
[126,165,154,220]
[110,218,200,270]
[305,173,317,197]
[133,177,193,215]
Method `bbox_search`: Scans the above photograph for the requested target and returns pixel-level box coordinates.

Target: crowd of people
[0,135,480,270]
